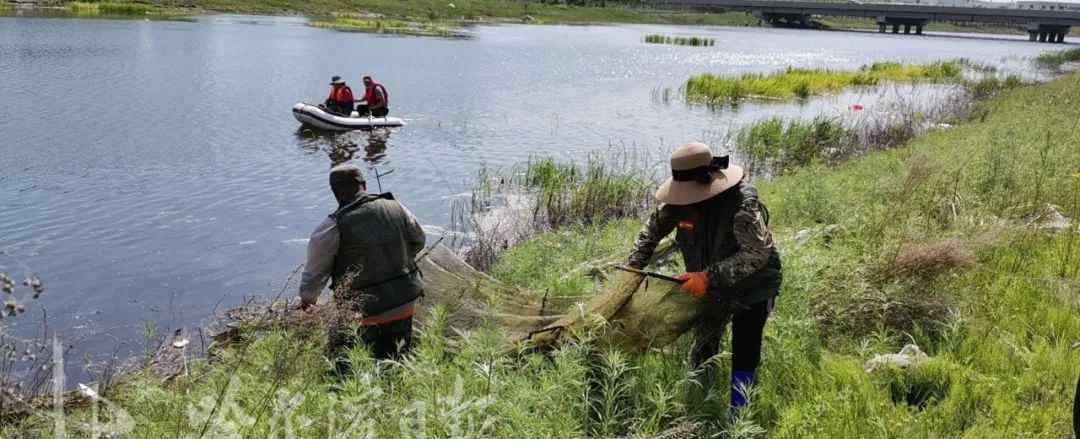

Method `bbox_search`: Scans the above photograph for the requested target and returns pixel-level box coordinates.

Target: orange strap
[359,305,415,326]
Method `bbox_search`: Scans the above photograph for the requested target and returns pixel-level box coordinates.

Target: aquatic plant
[734,117,859,175]
[963,74,1025,100]
[1035,47,1080,69]
[451,153,656,271]
[643,34,715,46]
[685,61,964,103]
[68,1,155,15]
[0,271,52,421]
[309,17,465,38]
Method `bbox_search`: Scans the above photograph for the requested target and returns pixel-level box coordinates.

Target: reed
[309,17,464,38]
[1035,47,1080,69]
[963,74,1025,100]
[734,117,859,175]
[643,34,715,46]
[68,1,156,16]
[451,153,656,272]
[686,61,964,103]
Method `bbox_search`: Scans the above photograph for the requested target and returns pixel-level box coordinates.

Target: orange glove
[676,272,709,298]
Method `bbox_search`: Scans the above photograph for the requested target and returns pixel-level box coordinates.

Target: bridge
[658,0,1080,43]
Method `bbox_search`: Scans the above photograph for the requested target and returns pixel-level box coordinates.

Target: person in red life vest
[357,75,390,117]
[323,76,355,116]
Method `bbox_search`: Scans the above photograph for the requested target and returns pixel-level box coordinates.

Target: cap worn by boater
[330,76,346,85]
[654,142,744,206]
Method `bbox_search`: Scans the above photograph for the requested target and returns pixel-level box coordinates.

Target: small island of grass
[309,16,466,38]
[685,61,964,102]
[66,1,192,17]
[644,34,715,46]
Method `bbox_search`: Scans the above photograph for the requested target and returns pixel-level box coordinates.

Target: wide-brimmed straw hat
[655,142,744,206]
[330,76,346,85]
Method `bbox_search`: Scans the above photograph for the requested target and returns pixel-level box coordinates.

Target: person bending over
[627,142,782,416]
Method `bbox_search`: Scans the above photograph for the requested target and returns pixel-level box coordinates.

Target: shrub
[1035,48,1080,69]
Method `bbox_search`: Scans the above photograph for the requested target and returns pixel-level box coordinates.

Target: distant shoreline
[4,0,1069,39]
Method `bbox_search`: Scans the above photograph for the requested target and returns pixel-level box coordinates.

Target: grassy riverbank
[6,73,1079,437]
[686,61,963,103]
[193,0,758,26]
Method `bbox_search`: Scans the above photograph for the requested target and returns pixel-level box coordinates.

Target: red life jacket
[363,82,389,107]
[328,86,354,105]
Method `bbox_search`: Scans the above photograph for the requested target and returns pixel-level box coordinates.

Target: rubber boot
[730,370,755,415]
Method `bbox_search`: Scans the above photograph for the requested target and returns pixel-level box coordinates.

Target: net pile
[417,244,701,352]
[215,242,701,352]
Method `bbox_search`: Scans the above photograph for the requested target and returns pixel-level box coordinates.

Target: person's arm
[298,217,339,309]
[372,87,386,109]
[704,199,774,291]
[627,206,676,269]
[400,204,426,258]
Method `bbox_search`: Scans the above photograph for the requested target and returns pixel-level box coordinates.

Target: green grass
[644,33,715,46]
[461,156,655,271]
[309,17,464,37]
[187,0,759,26]
[686,61,964,103]
[8,75,1080,437]
[1035,47,1080,69]
[734,117,859,175]
[67,1,189,16]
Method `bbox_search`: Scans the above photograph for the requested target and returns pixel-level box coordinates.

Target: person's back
[298,164,425,373]
[331,193,424,316]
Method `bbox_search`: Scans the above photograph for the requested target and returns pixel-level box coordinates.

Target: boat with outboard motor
[292,102,404,131]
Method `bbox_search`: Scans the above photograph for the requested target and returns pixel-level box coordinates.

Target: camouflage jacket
[628,182,782,306]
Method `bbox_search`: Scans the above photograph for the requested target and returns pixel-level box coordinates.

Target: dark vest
[668,182,782,306]
[330,193,422,316]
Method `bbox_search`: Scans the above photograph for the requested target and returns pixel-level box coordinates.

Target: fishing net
[214,241,700,352]
[416,242,701,352]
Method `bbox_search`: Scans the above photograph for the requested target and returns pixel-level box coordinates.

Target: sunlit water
[0,13,1068,381]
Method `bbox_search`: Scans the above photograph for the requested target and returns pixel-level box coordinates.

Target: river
[0,13,1066,381]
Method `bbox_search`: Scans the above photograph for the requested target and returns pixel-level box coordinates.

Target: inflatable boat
[292,103,405,131]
